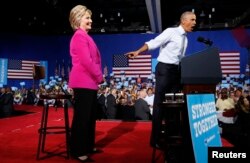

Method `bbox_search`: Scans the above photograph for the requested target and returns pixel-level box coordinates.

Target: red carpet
[0,105,165,163]
[0,105,232,163]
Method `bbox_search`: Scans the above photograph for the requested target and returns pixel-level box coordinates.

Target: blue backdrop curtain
[0,28,249,88]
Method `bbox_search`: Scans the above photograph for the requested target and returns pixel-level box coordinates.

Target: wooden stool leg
[41,103,49,152]
[36,101,48,160]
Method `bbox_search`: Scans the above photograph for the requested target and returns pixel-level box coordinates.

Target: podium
[181,46,222,94]
[159,47,222,162]
[174,47,222,162]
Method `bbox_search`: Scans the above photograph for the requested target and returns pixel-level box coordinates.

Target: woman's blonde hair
[69,5,92,31]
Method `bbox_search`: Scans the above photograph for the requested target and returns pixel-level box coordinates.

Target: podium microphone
[197,37,213,46]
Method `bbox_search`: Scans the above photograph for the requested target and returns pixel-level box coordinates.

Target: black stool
[36,94,72,160]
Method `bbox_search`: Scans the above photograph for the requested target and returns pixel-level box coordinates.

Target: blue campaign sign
[0,58,8,85]
[186,94,222,163]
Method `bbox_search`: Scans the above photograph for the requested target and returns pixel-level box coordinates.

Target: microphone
[197,37,213,46]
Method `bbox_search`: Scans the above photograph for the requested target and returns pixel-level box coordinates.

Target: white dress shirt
[145,25,187,65]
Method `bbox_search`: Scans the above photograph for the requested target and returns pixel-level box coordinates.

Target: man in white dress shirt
[125,11,196,148]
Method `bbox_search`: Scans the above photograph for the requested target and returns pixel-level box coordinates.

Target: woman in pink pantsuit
[68,5,103,162]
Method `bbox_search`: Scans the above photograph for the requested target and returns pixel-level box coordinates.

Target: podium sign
[186,94,222,163]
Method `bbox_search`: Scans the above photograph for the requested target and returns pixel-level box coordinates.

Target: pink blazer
[69,29,103,90]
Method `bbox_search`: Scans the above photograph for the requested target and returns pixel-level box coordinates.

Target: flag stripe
[222,70,240,73]
[220,57,240,61]
[114,75,150,78]
[129,59,151,62]
[112,54,152,78]
[113,67,151,70]
[7,59,40,79]
[115,71,152,74]
[221,66,240,69]
[129,63,151,66]
[219,52,240,56]
[219,52,240,76]
[8,72,33,76]
[8,76,35,79]
[220,61,240,65]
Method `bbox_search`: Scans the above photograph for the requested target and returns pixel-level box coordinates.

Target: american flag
[112,54,152,78]
[219,52,240,76]
[8,59,40,79]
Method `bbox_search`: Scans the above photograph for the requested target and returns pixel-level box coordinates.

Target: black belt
[159,62,179,67]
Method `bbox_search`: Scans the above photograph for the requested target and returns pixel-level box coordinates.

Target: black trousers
[150,62,182,146]
[70,88,97,156]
